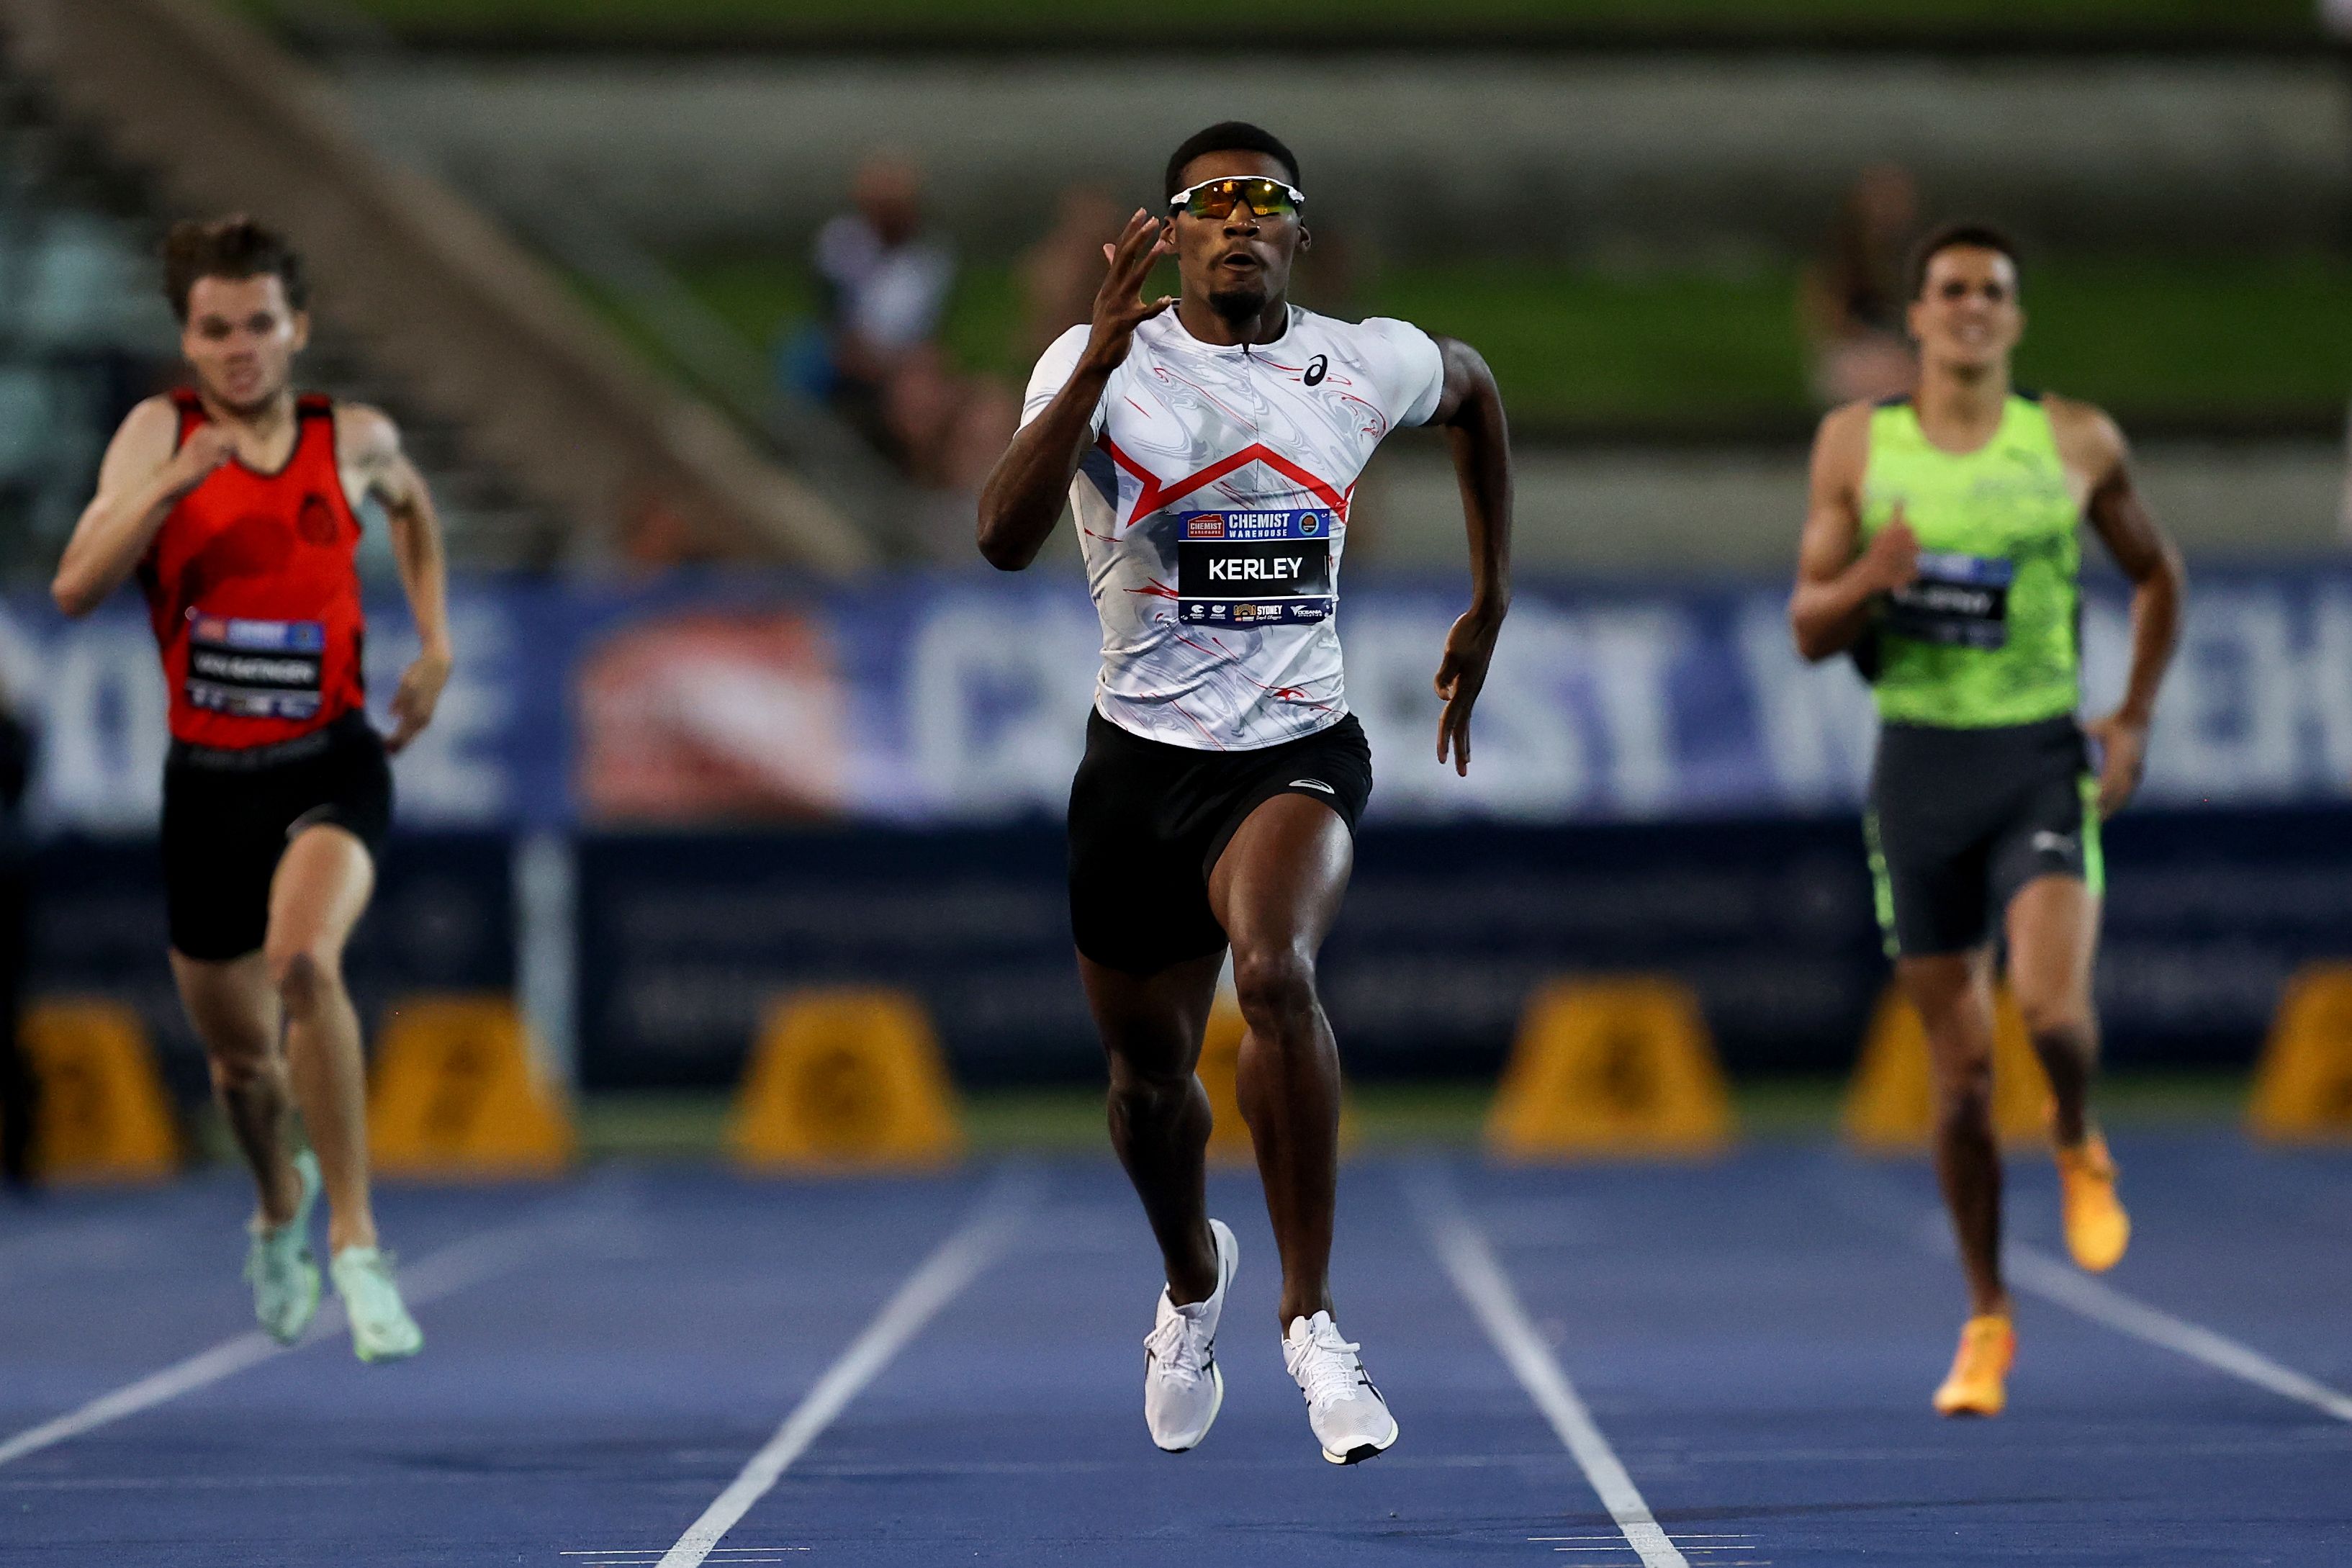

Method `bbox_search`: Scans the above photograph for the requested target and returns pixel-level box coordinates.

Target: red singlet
[139,389,367,749]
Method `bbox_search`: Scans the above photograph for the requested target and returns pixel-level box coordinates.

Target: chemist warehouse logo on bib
[1184,511,1325,541]
[1177,510,1337,626]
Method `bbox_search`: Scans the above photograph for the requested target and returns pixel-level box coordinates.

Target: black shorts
[1068,709,1373,976]
[161,711,392,963]
[1865,715,2101,959]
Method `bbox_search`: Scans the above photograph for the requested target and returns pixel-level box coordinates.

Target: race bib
[1883,552,2012,649]
[184,614,325,719]
[1177,509,1335,628]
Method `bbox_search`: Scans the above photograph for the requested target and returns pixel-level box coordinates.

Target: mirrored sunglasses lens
[1240,179,1297,215]
[1182,179,1296,217]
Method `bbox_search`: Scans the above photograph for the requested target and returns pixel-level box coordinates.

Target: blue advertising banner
[4,563,2347,832]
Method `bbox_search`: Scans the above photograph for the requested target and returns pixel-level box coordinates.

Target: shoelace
[1284,1323,1366,1413]
[1144,1307,1211,1385]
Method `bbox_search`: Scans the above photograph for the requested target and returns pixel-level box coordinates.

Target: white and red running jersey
[1022,305,1446,751]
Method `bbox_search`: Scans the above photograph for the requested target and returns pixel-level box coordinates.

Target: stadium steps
[0,0,873,572]
[0,74,566,575]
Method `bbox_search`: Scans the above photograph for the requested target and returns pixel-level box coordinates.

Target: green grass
[2011,256,2352,420]
[665,251,2352,437]
[231,0,2317,43]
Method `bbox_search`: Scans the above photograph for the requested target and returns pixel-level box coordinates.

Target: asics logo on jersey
[1207,556,1309,582]
[1290,779,1336,795]
[1304,354,1328,387]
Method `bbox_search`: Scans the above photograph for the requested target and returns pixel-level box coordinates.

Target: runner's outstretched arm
[53,400,230,616]
[341,405,451,754]
[977,209,1173,570]
[1789,402,1919,661]
[2053,398,2184,816]
[1425,337,1513,775]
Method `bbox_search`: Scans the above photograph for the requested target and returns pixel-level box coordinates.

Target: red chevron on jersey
[1022,305,1446,751]
[1098,436,1351,529]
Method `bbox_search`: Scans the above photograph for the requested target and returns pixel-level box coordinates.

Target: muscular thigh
[1208,793,1353,960]
[266,824,375,962]
[2004,874,2099,1027]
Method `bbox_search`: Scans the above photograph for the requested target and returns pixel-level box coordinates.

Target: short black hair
[1164,122,1301,203]
[163,215,309,321]
[1908,220,2022,299]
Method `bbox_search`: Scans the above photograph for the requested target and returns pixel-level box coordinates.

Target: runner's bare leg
[266,824,378,1253]
[1210,793,1352,1328]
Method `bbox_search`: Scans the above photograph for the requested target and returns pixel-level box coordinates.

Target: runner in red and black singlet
[53,217,453,1361]
[144,387,369,750]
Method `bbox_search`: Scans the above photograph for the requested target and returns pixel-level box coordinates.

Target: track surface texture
[4,1135,2347,1566]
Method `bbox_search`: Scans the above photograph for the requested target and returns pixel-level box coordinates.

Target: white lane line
[655,1168,1042,1568]
[1837,1161,2352,1425]
[563,1554,806,1562]
[2003,1243,2352,1423]
[1407,1165,1690,1568]
[0,1186,634,1469]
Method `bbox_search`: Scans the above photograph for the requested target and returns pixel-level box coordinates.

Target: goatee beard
[1207,282,1268,325]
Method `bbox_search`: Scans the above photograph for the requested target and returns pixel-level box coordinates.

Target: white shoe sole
[1322,1416,1399,1466]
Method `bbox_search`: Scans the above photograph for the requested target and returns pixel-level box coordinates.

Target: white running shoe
[330,1245,423,1364]
[1143,1218,1238,1452]
[1283,1310,1398,1465]
[244,1149,322,1344]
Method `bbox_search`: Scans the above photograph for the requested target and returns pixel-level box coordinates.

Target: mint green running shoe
[330,1245,423,1363]
[243,1149,322,1345]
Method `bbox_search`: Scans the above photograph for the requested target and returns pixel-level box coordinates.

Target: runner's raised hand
[1081,209,1176,373]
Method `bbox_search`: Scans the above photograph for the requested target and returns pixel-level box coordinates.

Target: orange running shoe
[2054,1130,2130,1273]
[1932,1315,2014,1418]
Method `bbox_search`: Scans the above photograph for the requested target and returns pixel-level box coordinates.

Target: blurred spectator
[812,156,955,431]
[0,682,32,1191]
[1801,163,1921,406]
[1019,186,1122,356]
[790,154,1029,564]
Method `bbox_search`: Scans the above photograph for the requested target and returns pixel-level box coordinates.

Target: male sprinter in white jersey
[1790,223,2183,1415]
[978,122,1511,1463]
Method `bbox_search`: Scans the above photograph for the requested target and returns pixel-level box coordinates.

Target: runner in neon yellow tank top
[1789,222,2186,1419]
[1859,392,2081,729]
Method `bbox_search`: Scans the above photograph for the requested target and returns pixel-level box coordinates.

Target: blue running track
[3,1134,2347,1566]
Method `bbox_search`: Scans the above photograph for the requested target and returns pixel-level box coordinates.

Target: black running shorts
[161,711,393,962]
[1067,708,1373,976]
[1865,714,2101,959]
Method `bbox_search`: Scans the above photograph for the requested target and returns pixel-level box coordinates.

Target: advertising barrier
[5,564,2347,832]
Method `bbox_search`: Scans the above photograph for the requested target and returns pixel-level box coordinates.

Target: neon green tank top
[1858,394,2081,728]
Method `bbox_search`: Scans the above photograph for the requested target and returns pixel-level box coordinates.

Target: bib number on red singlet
[1176,509,1335,627]
[184,614,326,720]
